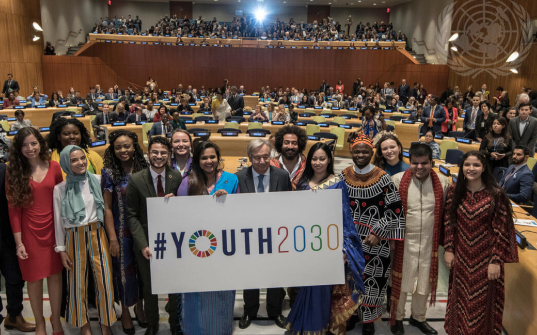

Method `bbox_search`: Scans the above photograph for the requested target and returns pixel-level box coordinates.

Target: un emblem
[435,0,533,78]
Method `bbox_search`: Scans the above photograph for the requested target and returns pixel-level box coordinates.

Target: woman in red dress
[6,127,64,335]
[443,151,518,334]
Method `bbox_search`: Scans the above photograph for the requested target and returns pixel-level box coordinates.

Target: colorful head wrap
[350,132,374,149]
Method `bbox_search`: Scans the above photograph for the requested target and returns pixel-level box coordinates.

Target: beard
[282,148,298,160]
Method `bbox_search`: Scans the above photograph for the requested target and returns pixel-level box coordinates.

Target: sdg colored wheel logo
[189,230,217,257]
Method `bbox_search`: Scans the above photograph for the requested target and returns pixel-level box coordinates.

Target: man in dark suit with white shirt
[2,74,19,96]
[463,96,482,139]
[509,102,537,156]
[126,106,148,123]
[86,87,99,101]
[149,113,171,137]
[236,139,292,330]
[92,103,118,139]
[227,86,244,117]
[420,96,445,135]
[499,145,534,203]
[398,79,410,105]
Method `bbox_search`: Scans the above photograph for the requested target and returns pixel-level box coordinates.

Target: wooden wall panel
[307,5,331,24]
[170,1,193,20]
[62,43,449,96]
[0,0,43,96]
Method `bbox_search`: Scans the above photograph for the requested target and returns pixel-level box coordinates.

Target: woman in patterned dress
[102,130,148,334]
[443,151,518,334]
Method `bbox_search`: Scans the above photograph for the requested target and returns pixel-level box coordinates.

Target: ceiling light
[33,22,43,31]
[33,35,40,41]
[510,68,518,74]
[506,51,519,62]
[448,33,459,42]
[373,3,377,5]
[451,46,458,52]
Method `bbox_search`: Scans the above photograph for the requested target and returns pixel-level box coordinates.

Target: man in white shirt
[269,126,307,190]
[509,103,537,155]
[143,101,158,121]
[235,139,292,330]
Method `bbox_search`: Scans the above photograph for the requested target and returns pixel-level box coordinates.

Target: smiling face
[113,135,134,163]
[59,124,81,148]
[462,155,484,182]
[351,143,373,169]
[282,134,299,160]
[410,155,431,181]
[172,132,191,158]
[200,147,218,175]
[311,148,330,176]
[70,150,87,175]
[21,134,40,160]
[250,144,271,175]
[149,143,169,170]
[380,139,400,164]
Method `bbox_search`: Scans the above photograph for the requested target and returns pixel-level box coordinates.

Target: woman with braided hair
[101,130,148,334]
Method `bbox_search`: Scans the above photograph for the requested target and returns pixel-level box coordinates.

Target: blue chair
[493,167,507,183]
[445,149,465,165]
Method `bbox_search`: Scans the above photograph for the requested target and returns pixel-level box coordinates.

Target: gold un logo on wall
[435,0,533,78]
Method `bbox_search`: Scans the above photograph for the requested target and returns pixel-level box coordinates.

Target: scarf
[59,145,104,225]
[389,169,444,325]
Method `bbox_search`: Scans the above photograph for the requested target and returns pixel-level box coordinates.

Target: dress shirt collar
[353,163,374,174]
[513,163,527,173]
[150,166,166,181]
[252,167,270,179]
[279,155,302,179]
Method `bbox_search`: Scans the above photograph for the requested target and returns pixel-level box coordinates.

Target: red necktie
[157,175,165,197]
[429,106,434,127]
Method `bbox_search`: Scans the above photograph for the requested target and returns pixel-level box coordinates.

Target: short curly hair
[274,125,307,154]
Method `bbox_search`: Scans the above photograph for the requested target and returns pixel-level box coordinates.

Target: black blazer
[126,167,182,252]
[0,164,16,249]
[92,112,118,127]
[81,102,100,115]
[2,80,19,94]
[475,112,497,140]
[126,113,147,123]
[235,166,292,193]
[227,94,244,116]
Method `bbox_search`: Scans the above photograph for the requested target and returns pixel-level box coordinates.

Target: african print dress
[443,186,518,335]
[339,165,405,323]
[101,168,143,306]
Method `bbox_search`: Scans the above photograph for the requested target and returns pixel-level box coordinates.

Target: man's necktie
[104,114,108,124]
[258,175,265,193]
[428,106,434,127]
[157,175,165,197]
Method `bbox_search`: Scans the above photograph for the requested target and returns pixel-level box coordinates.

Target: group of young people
[1,101,519,335]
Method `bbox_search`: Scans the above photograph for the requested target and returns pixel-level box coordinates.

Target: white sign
[147,190,344,294]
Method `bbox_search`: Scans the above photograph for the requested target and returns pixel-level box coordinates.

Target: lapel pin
[225,180,228,184]
[169,175,172,178]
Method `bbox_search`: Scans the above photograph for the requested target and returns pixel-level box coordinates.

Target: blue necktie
[257,175,265,193]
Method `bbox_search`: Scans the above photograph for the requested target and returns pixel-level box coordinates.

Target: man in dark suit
[81,98,100,115]
[2,74,19,96]
[227,86,244,117]
[86,87,98,101]
[92,103,118,139]
[69,91,86,105]
[463,96,482,139]
[126,106,148,123]
[398,79,410,105]
[149,113,171,137]
[509,103,537,156]
[420,96,446,135]
[410,82,419,99]
[320,79,329,94]
[104,88,118,100]
[126,137,182,335]
[236,139,292,330]
[499,146,534,204]
[0,164,36,332]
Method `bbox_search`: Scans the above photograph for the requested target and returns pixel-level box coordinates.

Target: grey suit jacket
[509,116,537,155]
[126,167,182,252]
[235,166,292,193]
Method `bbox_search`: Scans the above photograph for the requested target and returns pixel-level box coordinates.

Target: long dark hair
[298,142,334,189]
[450,151,512,226]
[373,134,403,169]
[6,128,50,208]
[103,130,148,185]
[188,141,223,195]
[484,117,510,143]
[46,117,92,151]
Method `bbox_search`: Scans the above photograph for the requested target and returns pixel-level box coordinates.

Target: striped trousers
[65,222,117,327]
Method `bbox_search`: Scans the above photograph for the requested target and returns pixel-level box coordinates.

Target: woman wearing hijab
[53,145,116,335]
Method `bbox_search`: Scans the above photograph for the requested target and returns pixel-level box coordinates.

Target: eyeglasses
[150,150,169,157]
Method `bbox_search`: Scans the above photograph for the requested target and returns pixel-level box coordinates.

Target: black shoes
[346,314,360,331]
[362,322,375,335]
[122,327,135,335]
[144,325,159,335]
[390,320,404,335]
[273,314,287,329]
[409,316,438,335]
[239,315,253,329]
[135,310,148,328]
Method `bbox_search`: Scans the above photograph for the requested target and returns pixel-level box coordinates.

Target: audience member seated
[499,145,534,204]
[115,103,128,121]
[92,103,118,139]
[153,105,168,122]
[249,105,269,122]
[421,129,441,159]
[105,88,119,100]
[27,88,48,107]
[69,91,86,105]
[86,86,100,100]
[10,110,33,131]
[126,106,147,123]
[2,91,19,109]
[143,101,158,120]
[176,99,193,114]
[48,92,64,107]
[149,113,172,137]
[81,98,100,115]
[198,97,212,112]
[272,104,291,123]
[169,111,186,130]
